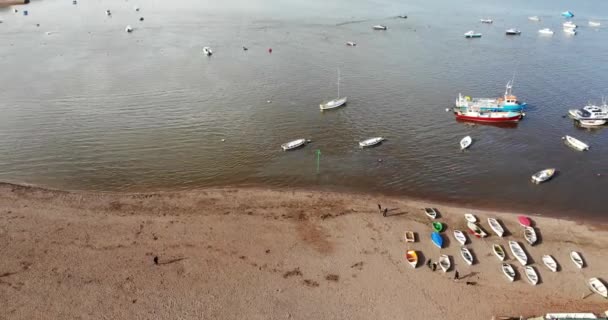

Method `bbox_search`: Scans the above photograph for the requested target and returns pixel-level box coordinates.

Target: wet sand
[1,182,607,319]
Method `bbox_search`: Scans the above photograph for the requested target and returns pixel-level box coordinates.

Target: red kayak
[518,215,532,227]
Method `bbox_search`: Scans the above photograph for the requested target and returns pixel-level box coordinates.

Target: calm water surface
[1,0,607,219]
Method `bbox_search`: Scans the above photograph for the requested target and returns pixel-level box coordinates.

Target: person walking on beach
[454,270,459,280]
[383,208,388,217]
[377,203,382,213]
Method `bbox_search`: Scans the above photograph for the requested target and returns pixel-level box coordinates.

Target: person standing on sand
[454,270,459,280]
[377,204,382,212]
[383,208,388,217]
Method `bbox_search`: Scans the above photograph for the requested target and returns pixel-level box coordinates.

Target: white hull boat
[493,244,506,261]
[480,19,493,24]
[563,21,577,29]
[372,25,387,30]
[460,136,472,150]
[467,222,487,238]
[203,47,213,56]
[464,213,477,223]
[538,28,554,35]
[588,278,608,298]
[502,263,516,282]
[542,255,558,272]
[281,138,308,151]
[320,69,347,111]
[424,208,438,219]
[570,251,584,269]
[524,226,537,245]
[464,30,482,38]
[505,28,521,35]
[453,230,467,245]
[359,137,385,148]
[439,255,451,272]
[531,168,556,184]
[460,247,474,265]
[509,241,528,266]
[528,16,541,22]
[589,21,601,27]
[579,119,606,127]
[564,28,577,35]
[125,25,133,33]
[525,266,539,285]
[563,135,589,151]
[488,218,505,237]
[346,41,357,46]
[568,104,608,120]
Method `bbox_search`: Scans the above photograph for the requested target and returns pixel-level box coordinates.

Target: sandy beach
[1,182,607,319]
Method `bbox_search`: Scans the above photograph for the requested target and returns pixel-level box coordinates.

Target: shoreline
[1,182,607,319]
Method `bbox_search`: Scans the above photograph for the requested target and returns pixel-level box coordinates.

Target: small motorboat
[531,168,556,184]
[460,247,474,265]
[432,222,444,232]
[502,263,516,282]
[431,232,443,248]
[460,136,472,150]
[359,137,385,148]
[570,251,584,269]
[404,231,416,243]
[493,244,506,261]
[480,18,493,24]
[453,230,467,245]
[424,208,438,219]
[467,222,487,238]
[528,16,541,21]
[203,47,213,56]
[464,213,477,223]
[564,28,577,35]
[561,11,574,18]
[439,255,451,272]
[320,97,347,110]
[125,25,133,33]
[487,218,505,237]
[518,215,532,227]
[525,266,539,285]
[509,241,528,266]
[346,41,357,46]
[524,226,537,246]
[281,138,308,151]
[105,9,112,16]
[538,28,554,35]
[542,255,558,272]
[372,25,388,30]
[563,21,577,29]
[568,104,608,120]
[563,135,589,151]
[588,278,608,298]
[464,30,482,38]
[406,250,418,268]
[397,15,408,19]
[579,119,606,127]
[589,21,601,27]
[505,28,521,35]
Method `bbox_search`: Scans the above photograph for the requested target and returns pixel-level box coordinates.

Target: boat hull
[454,112,522,123]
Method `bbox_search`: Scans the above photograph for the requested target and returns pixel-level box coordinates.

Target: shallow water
[0,0,607,219]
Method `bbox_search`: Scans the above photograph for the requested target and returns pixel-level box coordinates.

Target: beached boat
[281,139,308,151]
[467,222,487,238]
[518,215,532,227]
[320,69,347,111]
[561,11,574,18]
[563,21,577,29]
[564,28,577,35]
[509,241,528,266]
[455,81,526,113]
[505,28,521,35]
[406,250,418,268]
[454,110,523,123]
[502,263,516,282]
[570,251,584,269]
[424,208,438,219]
[460,247,474,265]
[464,213,477,223]
[588,278,608,298]
[524,226,537,245]
[125,25,133,33]
[589,21,601,27]
[432,222,444,233]
[404,231,415,243]
[453,230,467,245]
[464,31,482,38]
[460,136,472,150]
[480,19,493,24]
[488,218,504,237]
[359,137,384,148]
[525,266,539,285]
[528,16,541,22]
[439,255,451,272]
[542,255,558,272]
[538,28,554,35]
[569,104,608,120]
[373,25,388,30]
[579,119,606,127]
[431,232,443,248]
[346,41,357,46]
[563,135,589,151]
[493,244,506,261]
[531,168,556,184]
[203,47,213,56]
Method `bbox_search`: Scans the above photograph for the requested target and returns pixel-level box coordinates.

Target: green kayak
[432,221,444,232]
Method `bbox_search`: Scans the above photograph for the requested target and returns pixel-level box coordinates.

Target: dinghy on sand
[460,247,474,265]
[488,218,505,237]
[404,231,415,243]
[431,232,444,248]
[453,230,467,245]
[502,263,516,282]
[542,255,558,272]
[467,222,487,238]
[406,250,418,268]
[524,226,537,245]
[464,213,477,223]
[525,266,539,285]
[518,215,532,227]
[588,278,608,298]
[439,255,451,272]
[570,251,584,269]
[493,244,506,261]
[432,222,444,232]
[424,208,438,220]
[509,241,528,266]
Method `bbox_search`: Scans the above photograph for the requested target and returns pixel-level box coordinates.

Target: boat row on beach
[405,209,608,299]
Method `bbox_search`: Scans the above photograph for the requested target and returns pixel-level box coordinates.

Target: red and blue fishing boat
[455,81,527,112]
[454,109,523,123]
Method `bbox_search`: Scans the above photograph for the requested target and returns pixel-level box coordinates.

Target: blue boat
[431,232,443,248]
[561,11,574,18]
[455,81,526,112]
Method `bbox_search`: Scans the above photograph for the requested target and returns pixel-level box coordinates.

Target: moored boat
[531,168,556,184]
[589,21,601,27]
[488,218,505,237]
[528,16,541,22]
[563,21,577,29]
[439,255,451,272]
[346,41,357,46]
[480,19,493,24]
[524,226,537,245]
[464,30,482,38]
[281,138,308,151]
[460,136,472,150]
[518,215,532,227]
[493,244,506,261]
[505,28,521,35]
[454,110,523,123]
[588,278,608,298]
[320,69,347,111]
[525,266,539,285]
[563,135,589,151]
[578,119,606,127]
[561,11,574,18]
[406,250,418,268]
[359,137,385,148]
[467,222,487,238]
[424,208,438,219]
[455,82,526,112]
[502,263,516,282]
[372,25,388,30]
[509,241,528,266]
[538,28,554,35]
[125,25,133,33]
[453,230,467,245]
[568,104,608,120]
[203,47,213,56]
[460,247,474,265]
[542,255,558,272]
[564,28,577,35]
[570,251,584,269]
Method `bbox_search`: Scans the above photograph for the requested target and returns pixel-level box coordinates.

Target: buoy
[135,6,140,12]
[243,46,248,51]
[221,139,225,142]
[268,48,272,53]
[14,9,18,13]
[445,108,449,112]
[125,25,133,33]
[139,17,144,21]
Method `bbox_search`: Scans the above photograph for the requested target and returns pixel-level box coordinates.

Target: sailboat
[320,69,348,111]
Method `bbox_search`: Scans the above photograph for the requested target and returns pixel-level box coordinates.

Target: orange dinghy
[406,250,418,268]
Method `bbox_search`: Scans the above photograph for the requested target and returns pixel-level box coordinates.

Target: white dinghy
[488,218,505,237]
[502,263,516,282]
[542,255,558,272]
[453,230,467,245]
[509,241,528,266]
[562,135,589,151]
[525,266,539,285]
[281,139,309,151]
[460,136,472,150]
[359,137,385,148]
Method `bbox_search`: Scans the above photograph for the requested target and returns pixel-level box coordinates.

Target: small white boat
[460,247,474,265]
[105,9,112,16]
[542,255,558,272]
[372,25,387,30]
[563,135,589,151]
[460,136,472,150]
[579,119,606,127]
[589,21,601,27]
[563,21,577,29]
[524,226,537,245]
[528,16,541,22]
[467,221,487,238]
[564,28,577,35]
[480,18,493,24]
[525,266,539,285]
[570,251,584,269]
[203,47,213,56]
[493,244,506,261]
[538,28,554,35]
[281,138,308,151]
[464,30,482,38]
[439,255,451,272]
[588,278,608,298]
[424,208,438,220]
[531,168,556,184]
[453,230,467,245]
[502,263,516,282]
[359,137,385,148]
[464,213,477,223]
[488,218,504,237]
[509,241,528,266]
[406,250,418,268]
[320,68,347,111]
[125,25,133,33]
[346,41,357,46]
[505,28,521,35]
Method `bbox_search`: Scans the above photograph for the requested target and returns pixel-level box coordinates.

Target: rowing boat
[542,255,558,272]
[460,247,474,265]
[431,232,443,248]
[406,250,418,268]
[464,213,477,223]
[588,278,608,298]
[404,231,415,243]
[488,218,504,237]
[509,241,528,266]
[518,215,532,227]
[467,222,487,238]
[493,244,506,261]
[439,255,451,273]
[424,208,437,220]
[524,226,537,245]
[570,251,584,269]
[432,221,444,232]
[525,266,539,285]
[502,263,515,282]
[460,136,472,150]
[453,230,467,245]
